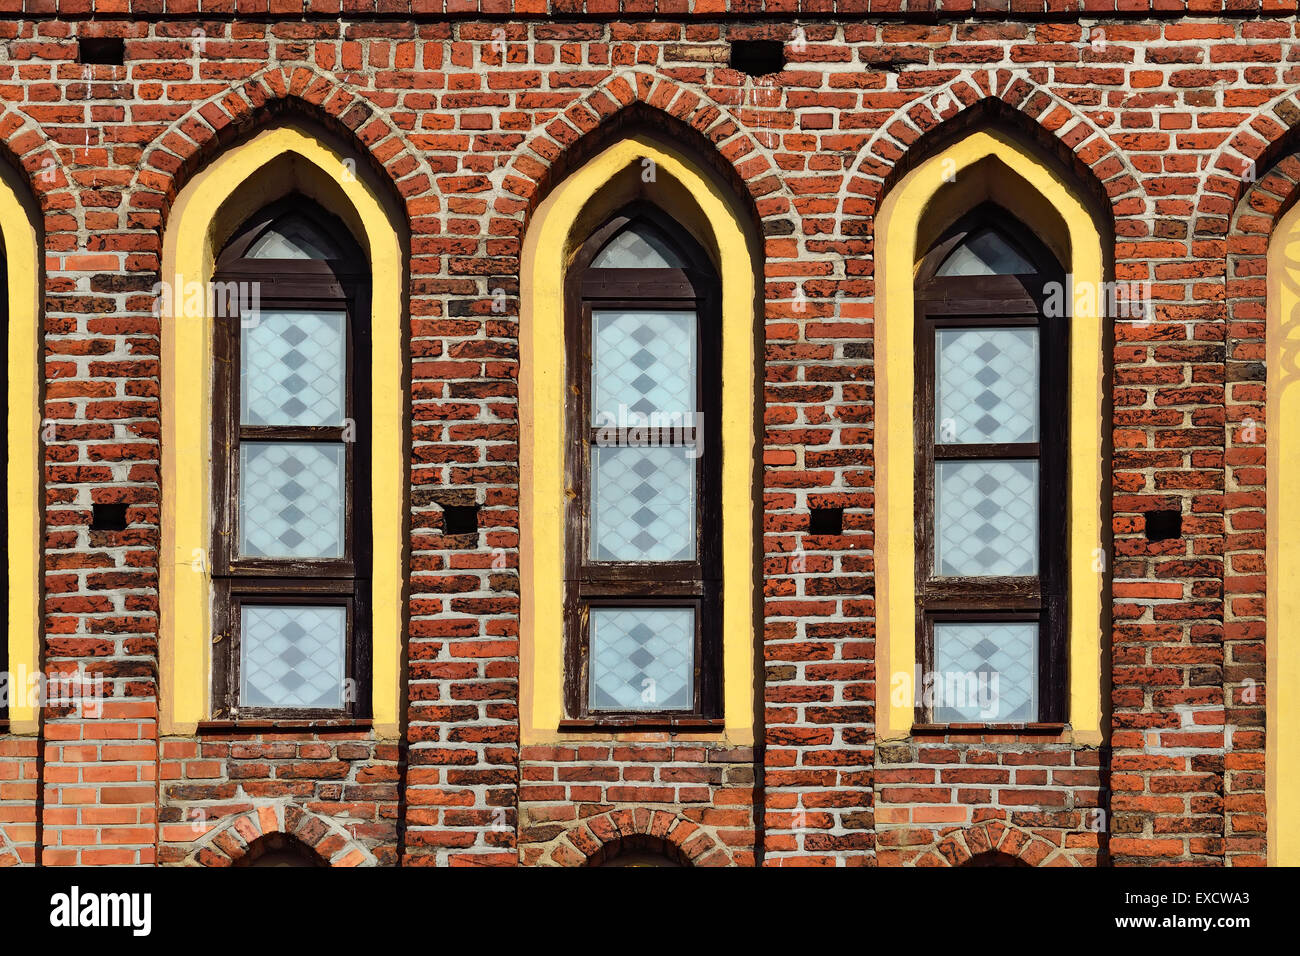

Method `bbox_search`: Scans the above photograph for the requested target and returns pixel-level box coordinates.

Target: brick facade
[0,1,1296,867]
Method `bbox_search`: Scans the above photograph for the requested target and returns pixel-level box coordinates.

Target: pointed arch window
[209,195,371,718]
[563,203,722,726]
[914,203,1068,724]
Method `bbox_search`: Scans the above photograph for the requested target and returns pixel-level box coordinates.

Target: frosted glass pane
[592,445,694,561]
[936,227,1035,276]
[590,606,694,711]
[591,222,685,269]
[933,621,1037,722]
[240,442,345,559]
[246,213,343,260]
[242,310,347,426]
[936,459,1038,576]
[593,310,696,421]
[937,328,1039,444]
[241,604,346,709]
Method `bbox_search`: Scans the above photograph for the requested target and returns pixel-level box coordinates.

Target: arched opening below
[584,834,688,867]
[963,850,1030,867]
[233,832,328,867]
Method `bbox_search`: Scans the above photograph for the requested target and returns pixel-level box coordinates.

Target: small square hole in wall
[443,504,479,536]
[729,40,786,78]
[91,503,129,531]
[1144,509,1182,542]
[78,37,125,66]
[809,507,843,536]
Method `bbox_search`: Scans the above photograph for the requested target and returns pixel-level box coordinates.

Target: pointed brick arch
[128,62,437,226]
[185,804,379,867]
[914,821,1076,868]
[841,69,1141,229]
[497,68,789,234]
[1218,133,1300,867]
[1194,88,1300,243]
[0,104,75,234]
[537,807,734,867]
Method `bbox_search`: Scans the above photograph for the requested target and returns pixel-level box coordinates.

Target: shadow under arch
[584,834,690,867]
[233,832,328,868]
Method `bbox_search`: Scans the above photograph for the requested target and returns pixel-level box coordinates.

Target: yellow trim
[160,125,405,735]
[519,133,756,745]
[875,130,1105,744]
[1266,205,1300,865]
[1,161,41,733]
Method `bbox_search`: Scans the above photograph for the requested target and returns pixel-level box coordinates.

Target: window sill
[197,719,373,734]
[911,722,1068,736]
[558,717,726,734]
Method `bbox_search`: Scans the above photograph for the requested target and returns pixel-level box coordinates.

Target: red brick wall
[0,3,1293,865]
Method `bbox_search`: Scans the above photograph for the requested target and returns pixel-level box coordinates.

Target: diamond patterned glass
[935,459,1038,576]
[240,442,345,559]
[240,604,346,709]
[246,213,343,260]
[593,310,696,421]
[591,445,694,561]
[242,310,347,426]
[936,328,1039,444]
[932,621,1037,722]
[591,222,686,269]
[935,227,1036,276]
[590,606,694,711]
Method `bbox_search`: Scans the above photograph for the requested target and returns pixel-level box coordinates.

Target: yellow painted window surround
[874,129,1106,745]
[1,160,42,734]
[1265,203,1300,865]
[160,124,406,735]
[519,133,758,746]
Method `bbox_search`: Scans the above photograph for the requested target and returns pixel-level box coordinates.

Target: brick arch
[184,804,378,868]
[0,828,22,868]
[915,821,1075,868]
[1193,88,1300,243]
[840,68,1141,228]
[541,808,734,867]
[497,68,789,233]
[0,103,75,228]
[128,61,437,225]
[1215,138,1300,867]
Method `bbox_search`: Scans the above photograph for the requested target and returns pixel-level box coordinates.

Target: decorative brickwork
[0,6,1297,866]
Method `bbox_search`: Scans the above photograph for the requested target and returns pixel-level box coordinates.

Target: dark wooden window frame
[561,200,724,730]
[913,202,1069,727]
[210,196,373,720]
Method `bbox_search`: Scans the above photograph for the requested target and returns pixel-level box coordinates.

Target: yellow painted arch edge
[1,162,41,733]
[519,134,756,744]
[1265,205,1300,865]
[160,125,404,735]
[875,129,1106,745]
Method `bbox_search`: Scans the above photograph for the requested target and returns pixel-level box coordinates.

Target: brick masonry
[0,2,1296,866]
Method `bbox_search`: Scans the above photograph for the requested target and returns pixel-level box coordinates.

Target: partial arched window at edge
[562,202,722,726]
[914,202,1068,725]
[210,195,372,718]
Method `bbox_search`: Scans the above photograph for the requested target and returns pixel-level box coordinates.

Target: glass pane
[593,310,696,421]
[241,604,346,709]
[935,227,1036,276]
[591,221,686,269]
[246,212,344,260]
[933,621,1037,722]
[591,445,695,562]
[590,606,694,711]
[240,442,345,559]
[242,310,347,426]
[935,459,1038,576]
[936,328,1039,444]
